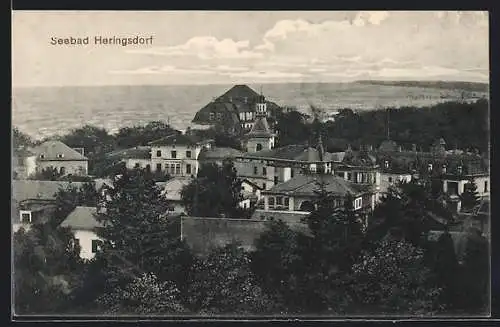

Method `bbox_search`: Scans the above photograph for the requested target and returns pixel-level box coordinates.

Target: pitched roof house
[26,140,89,176]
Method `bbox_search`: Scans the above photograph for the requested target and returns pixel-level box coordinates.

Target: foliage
[349,236,442,315]
[13,224,83,314]
[13,127,35,149]
[95,272,186,315]
[58,124,115,158]
[114,121,179,148]
[181,159,244,218]
[52,182,99,227]
[274,110,312,147]
[93,168,193,294]
[29,167,65,181]
[186,242,273,315]
[460,178,481,212]
[192,127,243,150]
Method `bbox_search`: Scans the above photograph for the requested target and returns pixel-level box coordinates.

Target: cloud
[121,12,488,83]
[109,65,214,75]
[127,36,263,59]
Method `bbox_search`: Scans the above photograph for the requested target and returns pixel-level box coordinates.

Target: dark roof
[241,144,342,163]
[379,140,398,152]
[246,117,273,138]
[192,85,282,124]
[149,134,212,146]
[106,146,151,160]
[342,150,378,167]
[263,174,369,197]
[31,141,88,161]
[12,180,85,203]
[60,206,102,230]
[198,147,243,161]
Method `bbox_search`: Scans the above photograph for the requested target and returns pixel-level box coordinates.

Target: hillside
[355,80,489,93]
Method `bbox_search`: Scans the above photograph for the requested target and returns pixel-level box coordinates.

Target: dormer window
[457,166,463,175]
[428,163,433,172]
[209,113,215,120]
[442,164,447,174]
[39,154,45,159]
[57,153,64,158]
[384,160,389,169]
[20,210,32,223]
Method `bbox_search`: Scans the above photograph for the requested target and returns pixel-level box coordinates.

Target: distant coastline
[354,80,489,93]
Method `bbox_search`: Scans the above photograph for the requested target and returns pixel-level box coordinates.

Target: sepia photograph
[11,10,490,319]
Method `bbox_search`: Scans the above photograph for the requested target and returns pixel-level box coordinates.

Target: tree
[93,168,193,296]
[13,224,83,314]
[95,273,186,315]
[13,127,35,149]
[181,159,244,218]
[115,121,179,148]
[29,167,64,181]
[52,182,99,227]
[58,124,115,157]
[349,235,442,315]
[251,219,313,314]
[186,242,273,315]
[460,178,481,212]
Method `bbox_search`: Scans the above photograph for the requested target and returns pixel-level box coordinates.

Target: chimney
[398,145,402,152]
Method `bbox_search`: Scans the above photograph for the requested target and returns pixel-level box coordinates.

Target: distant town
[12,84,490,316]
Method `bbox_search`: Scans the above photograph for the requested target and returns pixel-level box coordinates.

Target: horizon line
[11,79,491,89]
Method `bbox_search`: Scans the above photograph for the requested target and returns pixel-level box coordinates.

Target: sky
[12,11,489,87]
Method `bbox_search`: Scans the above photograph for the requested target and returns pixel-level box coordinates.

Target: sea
[12,82,488,140]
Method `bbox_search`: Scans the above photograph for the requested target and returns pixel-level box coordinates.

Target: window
[284,197,290,207]
[442,164,447,174]
[57,153,64,158]
[253,166,258,175]
[262,167,267,176]
[274,176,279,184]
[484,181,488,193]
[384,160,389,168]
[17,157,24,165]
[256,143,263,151]
[20,211,31,223]
[146,164,151,172]
[268,197,275,206]
[186,164,192,174]
[388,177,393,183]
[60,167,66,175]
[170,164,175,175]
[347,172,352,181]
[354,198,362,210]
[457,166,463,175]
[276,196,283,206]
[171,151,177,159]
[39,154,45,159]
[291,169,294,178]
[209,113,215,120]
[447,181,459,195]
[175,164,181,175]
[428,163,433,172]
[134,163,140,168]
[156,150,162,157]
[186,151,192,158]
[216,113,222,120]
[262,183,266,189]
[156,163,162,172]
[91,239,103,253]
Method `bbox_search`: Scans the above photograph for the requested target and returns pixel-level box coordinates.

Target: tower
[244,90,274,152]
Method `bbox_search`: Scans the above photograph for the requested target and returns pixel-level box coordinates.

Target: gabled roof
[342,150,378,167]
[241,179,265,190]
[149,134,212,147]
[198,147,243,161]
[263,174,368,197]
[31,141,88,161]
[246,117,273,138]
[60,206,102,231]
[106,146,151,160]
[12,180,85,203]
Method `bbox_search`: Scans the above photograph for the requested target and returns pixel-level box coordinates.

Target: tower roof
[247,116,273,138]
